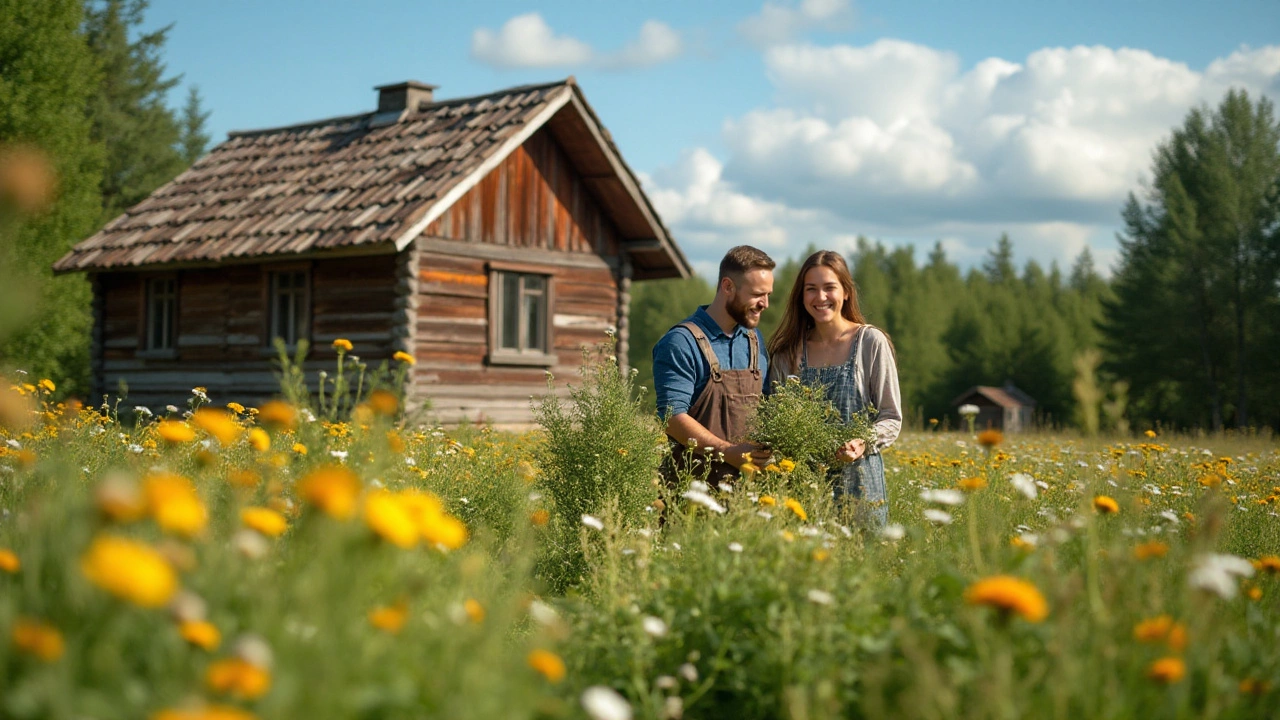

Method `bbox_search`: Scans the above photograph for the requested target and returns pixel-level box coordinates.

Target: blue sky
[146,0,1280,277]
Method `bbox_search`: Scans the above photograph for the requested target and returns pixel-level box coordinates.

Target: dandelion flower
[1146,657,1186,684]
[977,429,1003,448]
[1144,429,1157,438]
[758,495,777,506]
[1134,541,1169,560]
[37,378,55,394]
[528,649,567,683]
[298,466,361,520]
[369,601,409,633]
[206,658,271,699]
[332,338,353,352]
[11,619,64,661]
[144,472,208,538]
[81,535,178,608]
[1093,495,1120,514]
[964,575,1048,622]
[156,420,196,444]
[393,351,416,365]
[291,442,307,455]
[240,507,288,538]
[180,620,221,651]
[0,548,20,573]
[192,408,242,447]
[783,498,808,522]
[778,459,796,473]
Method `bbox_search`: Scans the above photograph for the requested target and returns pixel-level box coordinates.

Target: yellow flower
[464,598,485,623]
[530,509,549,526]
[958,476,988,492]
[527,649,566,683]
[1134,541,1169,560]
[291,442,307,455]
[1199,473,1224,488]
[740,460,760,474]
[396,490,468,550]
[422,513,468,550]
[778,459,796,473]
[11,619,64,661]
[332,338,353,352]
[193,408,242,447]
[241,507,288,538]
[364,490,419,548]
[257,400,297,430]
[1133,615,1188,651]
[369,601,409,633]
[227,468,261,489]
[0,548,19,573]
[367,389,398,416]
[226,402,246,415]
[780,530,795,542]
[976,429,1003,448]
[145,472,208,538]
[206,658,271,699]
[393,351,415,365]
[157,420,196,444]
[81,535,178,608]
[37,378,55,394]
[180,620,221,651]
[812,549,830,562]
[1253,555,1280,574]
[247,427,270,452]
[758,495,777,506]
[783,498,808,522]
[298,466,361,519]
[1147,657,1186,684]
[1144,429,1157,438]
[1010,536,1035,552]
[151,705,258,720]
[964,575,1048,623]
[1093,495,1120,514]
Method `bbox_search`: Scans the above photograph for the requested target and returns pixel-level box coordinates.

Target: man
[653,245,775,486]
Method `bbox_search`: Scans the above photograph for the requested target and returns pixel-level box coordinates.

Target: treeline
[0,0,207,394]
[631,90,1280,434]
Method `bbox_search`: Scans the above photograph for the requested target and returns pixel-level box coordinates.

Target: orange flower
[1093,495,1120,514]
[298,466,361,519]
[206,658,271,699]
[977,429,1003,448]
[393,351,415,365]
[256,400,297,430]
[192,408,243,447]
[958,476,988,492]
[527,649,566,683]
[226,469,262,489]
[369,600,409,633]
[241,507,288,538]
[157,420,196,444]
[464,598,485,623]
[964,576,1048,622]
[151,705,258,720]
[530,509,549,526]
[1253,555,1280,574]
[144,472,208,538]
[0,548,19,573]
[367,390,398,416]
[11,619,64,661]
[332,338,353,352]
[1147,657,1186,684]
[1134,615,1187,651]
[180,620,221,651]
[1134,541,1169,560]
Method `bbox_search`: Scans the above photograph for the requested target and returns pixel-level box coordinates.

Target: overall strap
[846,325,868,370]
[679,322,723,382]
[747,329,761,378]
[800,334,808,370]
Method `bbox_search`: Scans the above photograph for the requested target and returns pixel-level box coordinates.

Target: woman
[766,250,902,528]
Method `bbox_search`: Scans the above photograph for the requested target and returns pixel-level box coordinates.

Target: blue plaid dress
[798,325,889,529]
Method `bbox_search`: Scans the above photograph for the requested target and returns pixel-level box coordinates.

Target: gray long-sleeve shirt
[765,326,903,451]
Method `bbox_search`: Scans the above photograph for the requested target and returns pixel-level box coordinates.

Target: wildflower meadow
[1,343,1278,720]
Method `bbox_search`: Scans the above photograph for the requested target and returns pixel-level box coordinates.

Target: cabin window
[144,276,178,352]
[269,270,310,349]
[489,270,554,365]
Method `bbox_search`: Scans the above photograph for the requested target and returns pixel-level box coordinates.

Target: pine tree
[0,0,104,391]
[179,85,210,164]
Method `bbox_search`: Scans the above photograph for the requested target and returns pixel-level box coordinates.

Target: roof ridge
[226,78,574,139]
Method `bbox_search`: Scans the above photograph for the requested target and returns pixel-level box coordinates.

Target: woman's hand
[836,438,866,464]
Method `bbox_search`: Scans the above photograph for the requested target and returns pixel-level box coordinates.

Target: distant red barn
[952,383,1037,432]
[54,79,690,425]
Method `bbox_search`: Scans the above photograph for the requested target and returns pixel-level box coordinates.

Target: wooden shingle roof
[952,385,1037,409]
[54,79,689,279]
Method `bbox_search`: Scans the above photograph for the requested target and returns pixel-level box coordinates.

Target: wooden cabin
[951,383,1037,432]
[54,79,690,425]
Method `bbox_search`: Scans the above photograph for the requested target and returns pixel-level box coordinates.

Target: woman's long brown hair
[767,250,867,372]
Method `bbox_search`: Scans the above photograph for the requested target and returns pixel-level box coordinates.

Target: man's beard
[726,294,758,329]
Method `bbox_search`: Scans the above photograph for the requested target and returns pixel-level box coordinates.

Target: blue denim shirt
[652,305,769,420]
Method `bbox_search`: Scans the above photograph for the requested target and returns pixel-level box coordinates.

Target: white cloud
[738,0,854,48]
[644,41,1280,276]
[471,14,682,70]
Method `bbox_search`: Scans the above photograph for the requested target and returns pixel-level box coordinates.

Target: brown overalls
[660,321,763,488]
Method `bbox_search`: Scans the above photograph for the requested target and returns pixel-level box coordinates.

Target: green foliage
[1102,89,1280,431]
[749,376,874,469]
[178,85,210,164]
[533,342,665,591]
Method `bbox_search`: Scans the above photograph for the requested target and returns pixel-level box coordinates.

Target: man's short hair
[718,245,776,283]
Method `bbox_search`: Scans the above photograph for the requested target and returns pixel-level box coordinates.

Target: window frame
[137,273,179,359]
[487,263,555,367]
[264,264,312,353]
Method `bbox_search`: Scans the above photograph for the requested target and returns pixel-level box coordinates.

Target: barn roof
[54,78,690,280]
[951,385,1036,410]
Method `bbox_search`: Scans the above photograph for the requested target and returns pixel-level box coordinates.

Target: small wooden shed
[952,383,1037,432]
[53,79,690,425]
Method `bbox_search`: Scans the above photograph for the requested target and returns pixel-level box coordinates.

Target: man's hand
[722,442,772,469]
[836,438,866,464]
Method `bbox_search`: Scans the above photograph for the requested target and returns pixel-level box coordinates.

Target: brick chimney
[375,81,437,113]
